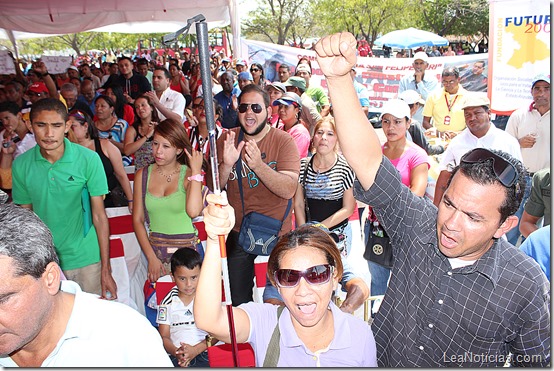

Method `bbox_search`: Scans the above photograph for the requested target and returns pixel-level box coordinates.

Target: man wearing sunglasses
[433,93,522,207]
[215,84,300,306]
[315,32,550,367]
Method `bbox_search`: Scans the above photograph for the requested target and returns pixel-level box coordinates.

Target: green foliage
[242,0,316,45]
[418,0,489,37]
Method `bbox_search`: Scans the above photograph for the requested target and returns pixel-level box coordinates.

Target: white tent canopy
[0,0,241,55]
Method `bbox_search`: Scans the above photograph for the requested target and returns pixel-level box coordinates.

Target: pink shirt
[287,123,310,158]
[383,142,430,187]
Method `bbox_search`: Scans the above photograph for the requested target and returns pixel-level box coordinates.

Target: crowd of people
[0,30,550,367]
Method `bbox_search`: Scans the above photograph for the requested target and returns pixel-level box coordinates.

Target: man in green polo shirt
[12,98,117,300]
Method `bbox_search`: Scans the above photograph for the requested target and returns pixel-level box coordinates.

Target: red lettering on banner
[373,83,399,93]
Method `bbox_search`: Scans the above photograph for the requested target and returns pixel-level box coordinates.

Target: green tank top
[145,165,196,235]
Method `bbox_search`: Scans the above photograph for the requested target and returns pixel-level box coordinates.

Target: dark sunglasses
[238,103,263,114]
[250,68,260,72]
[460,148,519,188]
[274,264,333,288]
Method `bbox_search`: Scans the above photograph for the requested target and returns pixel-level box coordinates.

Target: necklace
[157,165,180,182]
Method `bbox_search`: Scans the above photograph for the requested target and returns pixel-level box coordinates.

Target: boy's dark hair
[171,248,202,274]
[0,101,21,116]
[30,98,68,123]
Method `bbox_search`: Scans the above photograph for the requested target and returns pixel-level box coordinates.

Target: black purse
[363,218,393,268]
[235,130,291,256]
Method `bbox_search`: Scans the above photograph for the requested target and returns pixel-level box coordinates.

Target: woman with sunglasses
[133,119,206,283]
[250,63,269,88]
[195,193,377,367]
[68,109,133,211]
[123,94,159,171]
[294,117,356,255]
[272,92,310,158]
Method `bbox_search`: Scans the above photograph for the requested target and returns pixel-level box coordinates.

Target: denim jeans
[506,175,532,246]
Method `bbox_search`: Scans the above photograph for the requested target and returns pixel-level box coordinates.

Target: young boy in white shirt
[157,248,215,367]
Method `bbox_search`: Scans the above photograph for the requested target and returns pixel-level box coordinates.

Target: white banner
[41,55,73,74]
[0,51,16,75]
[488,0,550,114]
[241,39,488,112]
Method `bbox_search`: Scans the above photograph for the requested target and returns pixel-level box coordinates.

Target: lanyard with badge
[443,94,459,125]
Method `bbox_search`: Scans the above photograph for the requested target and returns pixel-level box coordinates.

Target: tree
[243,0,313,45]
[418,0,489,37]
[318,0,417,46]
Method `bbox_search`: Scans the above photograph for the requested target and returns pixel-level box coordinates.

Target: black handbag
[363,219,393,268]
[235,130,292,256]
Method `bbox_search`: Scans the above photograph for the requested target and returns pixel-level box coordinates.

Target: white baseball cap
[413,51,429,63]
[398,90,425,105]
[379,99,411,120]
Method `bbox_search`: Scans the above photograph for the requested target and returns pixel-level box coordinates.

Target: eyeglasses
[460,148,519,188]
[250,68,260,72]
[192,104,205,110]
[238,103,263,114]
[442,79,458,85]
[274,264,333,288]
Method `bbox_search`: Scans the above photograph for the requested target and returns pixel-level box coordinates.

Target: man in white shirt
[0,204,173,367]
[144,66,186,124]
[433,93,522,206]
[504,73,550,245]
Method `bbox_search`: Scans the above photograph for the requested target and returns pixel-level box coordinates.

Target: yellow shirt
[422,86,468,132]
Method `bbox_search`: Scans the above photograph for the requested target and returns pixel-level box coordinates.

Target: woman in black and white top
[293,117,356,255]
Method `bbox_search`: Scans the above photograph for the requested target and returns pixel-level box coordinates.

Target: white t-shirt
[439,124,522,172]
[157,287,207,347]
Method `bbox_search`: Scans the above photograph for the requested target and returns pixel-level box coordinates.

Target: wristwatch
[187,174,204,182]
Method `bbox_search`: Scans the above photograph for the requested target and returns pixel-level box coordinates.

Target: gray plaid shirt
[355,157,550,367]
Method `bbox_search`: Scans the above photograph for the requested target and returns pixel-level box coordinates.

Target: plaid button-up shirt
[355,157,550,367]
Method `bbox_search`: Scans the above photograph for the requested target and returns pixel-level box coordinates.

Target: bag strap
[141,165,150,226]
[301,156,316,223]
[235,129,292,222]
[263,305,285,367]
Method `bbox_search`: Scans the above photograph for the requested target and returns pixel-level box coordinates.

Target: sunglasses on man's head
[274,264,333,288]
[238,103,263,114]
[460,148,519,188]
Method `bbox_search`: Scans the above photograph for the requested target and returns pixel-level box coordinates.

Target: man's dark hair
[0,101,21,116]
[170,248,202,274]
[448,149,526,224]
[279,64,290,72]
[238,84,270,108]
[118,56,133,64]
[30,98,68,123]
[136,58,149,67]
[154,66,171,79]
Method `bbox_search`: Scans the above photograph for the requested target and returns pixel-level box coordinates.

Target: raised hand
[314,32,357,79]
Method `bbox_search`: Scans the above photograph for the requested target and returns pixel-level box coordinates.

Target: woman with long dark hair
[69,109,133,210]
[250,62,269,88]
[132,119,206,282]
[123,94,159,170]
